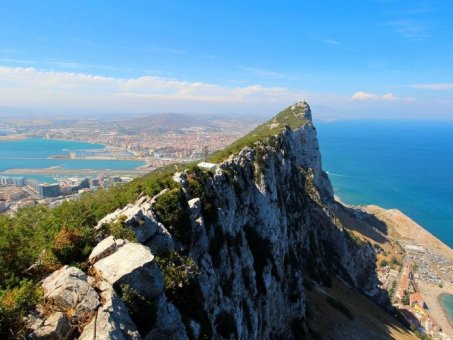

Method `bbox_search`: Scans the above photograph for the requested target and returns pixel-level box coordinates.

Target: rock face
[78,281,140,340]
[162,102,377,338]
[29,103,380,339]
[29,312,72,340]
[41,266,99,313]
[93,242,164,299]
[96,197,159,243]
[89,235,126,264]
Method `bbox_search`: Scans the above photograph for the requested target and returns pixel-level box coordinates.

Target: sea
[440,294,453,325]
[316,120,453,323]
[0,137,145,182]
[316,120,453,324]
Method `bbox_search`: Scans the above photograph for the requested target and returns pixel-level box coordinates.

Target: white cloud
[0,66,309,114]
[351,91,399,101]
[410,83,453,90]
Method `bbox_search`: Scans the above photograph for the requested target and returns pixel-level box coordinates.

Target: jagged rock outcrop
[78,281,140,340]
[93,243,164,299]
[41,266,99,314]
[88,235,126,264]
[28,102,380,339]
[96,197,159,243]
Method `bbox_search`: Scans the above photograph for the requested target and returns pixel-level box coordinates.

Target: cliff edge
[24,103,416,339]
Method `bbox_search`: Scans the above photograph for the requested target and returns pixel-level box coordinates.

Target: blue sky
[0,0,452,119]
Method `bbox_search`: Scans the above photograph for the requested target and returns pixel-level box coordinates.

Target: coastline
[334,192,453,337]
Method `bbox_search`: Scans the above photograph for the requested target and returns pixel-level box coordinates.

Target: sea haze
[316,120,453,247]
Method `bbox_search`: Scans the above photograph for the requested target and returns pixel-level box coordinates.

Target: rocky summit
[25,102,415,339]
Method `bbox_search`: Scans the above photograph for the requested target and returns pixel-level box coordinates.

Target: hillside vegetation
[0,163,188,336]
[208,102,309,163]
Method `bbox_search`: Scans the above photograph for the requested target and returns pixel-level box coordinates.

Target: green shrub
[186,167,218,227]
[154,188,191,245]
[51,226,95,265]
[0,280,42,338]
[107,215,136,241]
[379,259,388,267]
[155,252,198,294]
[120,284,156,336]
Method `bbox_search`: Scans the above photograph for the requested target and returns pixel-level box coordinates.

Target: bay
[0,138,145,180]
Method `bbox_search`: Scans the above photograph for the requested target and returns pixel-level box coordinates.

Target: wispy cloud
[149,46,186,55]
[351,91,399,101]
[320,38,340,46]
[0,57,132,72]
[410,83,453,90]
[238,66,288,79]
[384,19,430,40]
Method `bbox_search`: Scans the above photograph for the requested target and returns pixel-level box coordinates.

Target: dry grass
[305,278,418,339]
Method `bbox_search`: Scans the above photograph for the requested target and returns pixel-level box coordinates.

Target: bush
[154,188,191,245]
[51,227,95,265]
[120,284,156,336]
[0,280,42,338]
[155,252,198,294]
[107,215,136,241]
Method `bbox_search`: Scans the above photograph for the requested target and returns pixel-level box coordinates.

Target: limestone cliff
[28,102,411,339]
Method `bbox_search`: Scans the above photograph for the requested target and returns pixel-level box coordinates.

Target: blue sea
[316,120,453,248]
[439,294,453,326]
[0,138,145,182]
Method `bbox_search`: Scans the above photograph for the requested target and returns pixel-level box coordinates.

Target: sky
[0,0,452,119]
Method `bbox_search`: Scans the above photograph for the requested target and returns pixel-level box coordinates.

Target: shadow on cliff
[333,201,390,245]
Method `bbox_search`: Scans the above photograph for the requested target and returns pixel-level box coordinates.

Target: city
[0,112,262,213]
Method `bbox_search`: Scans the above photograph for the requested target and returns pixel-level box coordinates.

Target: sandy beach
[358,205,453,337]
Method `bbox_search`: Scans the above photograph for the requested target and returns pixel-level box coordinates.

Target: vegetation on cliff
[208,102,309,163]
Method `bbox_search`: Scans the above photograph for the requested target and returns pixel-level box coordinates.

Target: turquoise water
[316,120,453,247]
[439,294,453,325]
[0,138,145,180]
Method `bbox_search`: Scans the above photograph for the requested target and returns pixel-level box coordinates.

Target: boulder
[79,281,141,340]
[41,266,99,313]
[93,243,164,298]
[145,223,175,256]
[89,235,126,264]
[30,312,72,340]
[96,198,159,243]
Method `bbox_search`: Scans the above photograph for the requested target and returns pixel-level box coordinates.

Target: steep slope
[24,102,416,339]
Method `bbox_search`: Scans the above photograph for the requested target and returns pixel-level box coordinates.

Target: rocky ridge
[27,102,402,339]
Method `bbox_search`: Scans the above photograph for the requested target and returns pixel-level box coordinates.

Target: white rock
[95,197,160,243]
[30,311,72,340]
[89,235,118,264]
[41,266,99,313]
[79,282,140,340]
[145,223,175,256]
[93,243,164,298]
